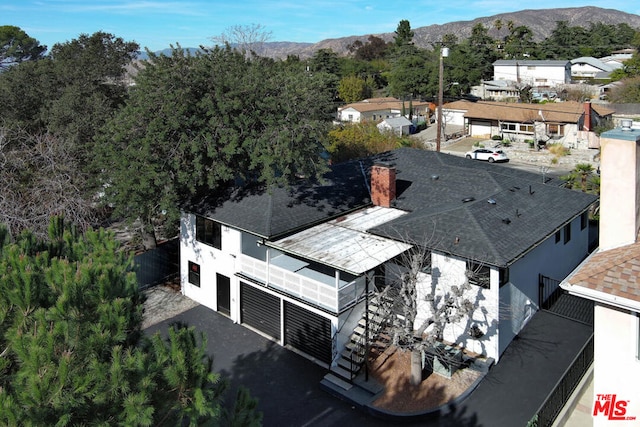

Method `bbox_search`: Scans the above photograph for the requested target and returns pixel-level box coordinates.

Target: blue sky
[2,1,640,52]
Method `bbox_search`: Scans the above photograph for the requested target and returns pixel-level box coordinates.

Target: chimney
[599,127,640,250]
[583,101,592,132]
[371,163,396,208]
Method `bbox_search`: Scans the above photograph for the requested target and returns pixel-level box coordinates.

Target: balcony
[238,254,366,313]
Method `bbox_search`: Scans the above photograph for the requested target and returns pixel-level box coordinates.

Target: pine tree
[0,218,260,425]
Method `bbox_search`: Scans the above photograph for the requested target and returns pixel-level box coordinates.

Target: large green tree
[393,20,415,48]
[0,31,138,145]
[0,32,139,238]
[327,122,418,163]
[0,219,260,425]
[338,74,373,102]
[96,46,335,248]
[387,48,436,99]
[0,25,46,68]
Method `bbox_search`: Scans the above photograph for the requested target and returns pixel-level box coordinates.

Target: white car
[465,148,509,163]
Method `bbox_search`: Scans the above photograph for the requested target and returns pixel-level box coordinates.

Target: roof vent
[431,174,439,180]
[488,198,496,205]
[462,197,475,203]
[502,218,511,224]
[621,119,633,131]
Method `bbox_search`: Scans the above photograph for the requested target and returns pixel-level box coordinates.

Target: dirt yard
[369,346,482,413]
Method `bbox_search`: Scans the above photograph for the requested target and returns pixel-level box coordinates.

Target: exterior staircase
[323,295,392,389]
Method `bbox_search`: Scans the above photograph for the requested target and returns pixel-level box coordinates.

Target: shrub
[528,140,535,149]
[547,143,570,157]
[491,135,503,140]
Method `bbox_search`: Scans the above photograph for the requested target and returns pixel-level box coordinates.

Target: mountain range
[143,7,640,60]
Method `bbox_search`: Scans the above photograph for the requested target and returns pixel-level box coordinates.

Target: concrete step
[339,353,365,368]
[322,372,353,391]
[330,364,355,382]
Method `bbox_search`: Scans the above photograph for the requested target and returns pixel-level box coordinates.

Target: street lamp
[436,46,449,152]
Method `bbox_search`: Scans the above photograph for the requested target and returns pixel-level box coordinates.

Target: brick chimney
[371,163,396,208]
[599,127,640,250]
[583,101,592,132]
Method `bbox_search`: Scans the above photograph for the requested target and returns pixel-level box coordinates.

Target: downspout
[365,272,369,381]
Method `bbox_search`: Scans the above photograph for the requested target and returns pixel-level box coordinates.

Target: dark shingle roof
[186,159,371,239]
[188,148,597,268]
[367,149,596,267]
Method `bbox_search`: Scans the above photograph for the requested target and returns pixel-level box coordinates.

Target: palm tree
[575,163,595,192]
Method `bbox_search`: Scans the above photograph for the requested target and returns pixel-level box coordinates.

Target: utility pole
[436,46,448,152]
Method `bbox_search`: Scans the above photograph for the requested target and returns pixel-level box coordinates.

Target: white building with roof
[493,60,571,88]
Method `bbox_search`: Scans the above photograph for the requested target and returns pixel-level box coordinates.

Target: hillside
[264,6,640,58]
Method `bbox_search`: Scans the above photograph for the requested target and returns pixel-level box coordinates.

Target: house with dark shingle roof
[561,127,640,419]
[180,147,597,374]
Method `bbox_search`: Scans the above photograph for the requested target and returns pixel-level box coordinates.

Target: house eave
[562,282,640,313]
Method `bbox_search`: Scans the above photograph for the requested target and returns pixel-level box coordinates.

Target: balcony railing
[239,254,365,312]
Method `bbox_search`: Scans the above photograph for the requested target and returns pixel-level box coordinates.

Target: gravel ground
[141,279,199,330]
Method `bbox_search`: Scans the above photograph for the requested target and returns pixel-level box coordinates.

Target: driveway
[144,292,591,427]
[145,304,393,427]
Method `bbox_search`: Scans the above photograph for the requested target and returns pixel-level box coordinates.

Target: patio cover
[268,206,412,275]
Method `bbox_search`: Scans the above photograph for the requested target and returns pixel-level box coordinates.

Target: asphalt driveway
[145,305,393,427]
[145,301,592,427]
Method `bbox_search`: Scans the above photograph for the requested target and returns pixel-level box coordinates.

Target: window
[547,124,565,136]
[555,230,561,243]
[499,268,509,287]
[501,122,517,132]
[500,122,534,134]
[581,211,588,230]
[520,124,534,133]
[564,223,571,244]
[188,261,201,287]
[196,215,222,250]
[467,263,490,289]
[421,251,433,274]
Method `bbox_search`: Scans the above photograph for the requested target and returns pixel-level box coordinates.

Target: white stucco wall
[499,214,591,355]
[409,253,500,361]
[494,64,570,87]
[180,212,242,321]
[592,304,640,426]
[599,132,640,251]
[337,107,362,123]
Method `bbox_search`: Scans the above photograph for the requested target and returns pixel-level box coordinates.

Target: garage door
[470,120,492,137]
[240,282,281,340]
[284,301,332,365]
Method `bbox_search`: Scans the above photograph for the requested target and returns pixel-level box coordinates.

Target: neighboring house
[570,57,621,81]
[180,148,596,376]
[337,97,432,123]
[561,127,640,425]
[442,100,614,148]
[470,80,520,102]
[606,103,640,129]
[376,116,413,136]
[493,60,572,88]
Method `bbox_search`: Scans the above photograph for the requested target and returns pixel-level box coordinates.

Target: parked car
[465,148,509,163]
